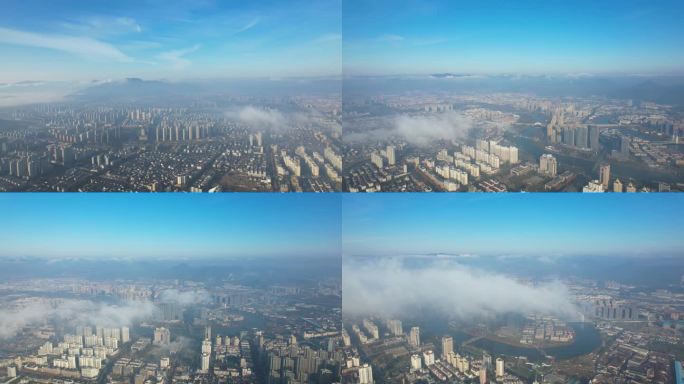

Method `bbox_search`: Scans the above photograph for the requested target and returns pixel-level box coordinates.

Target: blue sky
[343,194,684,258]
[0,193,341,259]
[343,0,684,75]
[0,0,340,83]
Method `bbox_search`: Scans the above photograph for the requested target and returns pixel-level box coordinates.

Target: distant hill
[66,77,342,105]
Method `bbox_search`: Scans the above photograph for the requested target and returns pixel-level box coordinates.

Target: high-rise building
[201,353,210,371]
[158,302,182,321]
[620,135,630,156]
[410,354,422,372]
[575,125,588,148]
[599,163,611,189]
[386,145,396,165]
[153,327,171,345]
[539,154,557,177]
[441,335,453,359]
[388,319,402,336]
[479,366,487,384]
[496,358,504,378]
[358,364,373,384]
[509,146,519,164]
[202,339,212,354]
[121,327,130,343]
[589,125,600,151]
[582,180,605,192]
[592,299,637,321]
[613,179,623,193]
[482,353,492,370]
[68,355,77,369]
[371,152,384,169]
[409,326,420,347]
[422,350,435,367]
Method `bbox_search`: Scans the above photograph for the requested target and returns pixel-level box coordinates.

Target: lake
[470,322,601,362]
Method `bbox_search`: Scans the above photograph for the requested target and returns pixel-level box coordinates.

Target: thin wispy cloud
[115,17,142,33]
[0,26,132,62]
[60,16,142,36]
[374,34,450,47]
[314,33,342,44]
[235,17,260,34]
[158,44,201,70]
[122,40,163,51]
[413,37,450,46]
[0,2,340,81]
[377,34,405,43]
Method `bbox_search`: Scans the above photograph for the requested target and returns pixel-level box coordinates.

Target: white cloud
[343,258,578,320]
[0,299,156,339]
[235,17,260,34]
[378,34,405,42]
[224,106,322,132]
[235,106,286,129]
[158,44,201,70]
[345,111,475,147]
[158,289,210,305]
[0,81,85,107]
[394,112,473,145]
[0,26,132,62]
[114,17,142,33]
[413,37,449,46]
[315,33,342,44]
[61,16,142,36]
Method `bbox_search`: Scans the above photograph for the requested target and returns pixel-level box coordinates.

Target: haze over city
[342,193,684,383]
[2,1,684,383]
[0,193,343,384]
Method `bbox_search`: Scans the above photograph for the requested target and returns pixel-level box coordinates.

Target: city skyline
[0,0,341,83]
[342,194,684,257]
[343,0,684,75]
[0,193,341,259]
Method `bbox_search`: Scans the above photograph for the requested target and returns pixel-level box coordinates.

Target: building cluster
[340,351,373,384]
[262,333,343,384]
[519,318,575,345]
[0,101,342,192]
[344,93,684,192]
[4,325,129,380]
[369,145,397,170]
[342,318,530,384]
[111,355,168,384]
[592,325,675,384]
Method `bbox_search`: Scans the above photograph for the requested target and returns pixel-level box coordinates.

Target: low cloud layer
[0,299,156,339]
[158,44,201,70]
[158,289,210,306]
[235,106,287,130]
[345,111,474,146]
[0,81,86,107]
[225,106,320,132]
[167,336,194,354]
[343,258,577,320]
